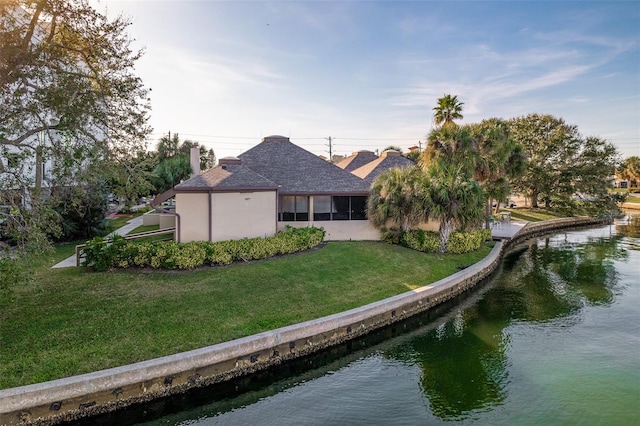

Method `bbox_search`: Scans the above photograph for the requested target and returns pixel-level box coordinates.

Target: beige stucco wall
[142,212,160,226]
[176,191,277,243]
[279,220,381,241]
[211,191,276,241]
[159,214,176,230]
[175,193,210,242]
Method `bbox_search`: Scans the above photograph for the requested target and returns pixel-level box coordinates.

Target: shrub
[401,230,439,253]
[82,235,127,271]
[399,228,490,254]
[81,226,325,271]
[446,229,492,254]
[380,227,402,245]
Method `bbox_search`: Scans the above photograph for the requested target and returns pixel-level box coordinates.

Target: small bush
[82,235,127,272]
[446,229,492,254]
[401,230,440,253]
[81,226,325,271]
[380,227,402,245]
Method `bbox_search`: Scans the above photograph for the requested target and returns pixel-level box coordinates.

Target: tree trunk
[35,145,43,191]
[438,219,452,253]
[531,191,539,208]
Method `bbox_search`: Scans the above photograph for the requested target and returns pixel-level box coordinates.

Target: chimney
[190,146,200,177]
[381,150,401,158]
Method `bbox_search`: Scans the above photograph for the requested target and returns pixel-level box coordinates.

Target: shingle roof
[351,150,415,184]
[174,163,278,191]
[238,136,370,194]
[335,150,378,172]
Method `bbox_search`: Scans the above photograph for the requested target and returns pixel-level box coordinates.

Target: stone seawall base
[0,217,605,425]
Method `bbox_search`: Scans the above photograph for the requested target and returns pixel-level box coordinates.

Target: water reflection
[382,218,635,420]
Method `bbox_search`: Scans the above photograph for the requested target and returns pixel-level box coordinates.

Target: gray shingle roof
[238,136,370,194]
[174,163,278,191]
[335,150,378,172]
[351,150,415,184]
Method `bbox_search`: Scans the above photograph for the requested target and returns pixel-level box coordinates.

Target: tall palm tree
[433,94,464,128]
[367,166,429,232]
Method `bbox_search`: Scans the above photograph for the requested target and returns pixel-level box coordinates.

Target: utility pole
[325,136,333,162]
[418,140,422,152]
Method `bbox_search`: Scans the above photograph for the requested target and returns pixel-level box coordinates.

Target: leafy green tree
[618,156,640,187]
[0,0,151,251]
[367,166,429,232]
[433,94,464,127]
[509,114,618,215]
[156,133,181,161]
[179,140,216,170]
[109,150,157,205]
[153,153,191,194]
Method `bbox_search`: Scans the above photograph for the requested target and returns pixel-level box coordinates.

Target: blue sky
[96,1,640,160]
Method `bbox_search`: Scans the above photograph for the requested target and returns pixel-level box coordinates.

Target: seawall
[0,216,605,425]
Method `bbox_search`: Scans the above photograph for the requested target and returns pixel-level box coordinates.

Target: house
[335,150,379,172]
[351,150,415,184]
[173,136,381,242]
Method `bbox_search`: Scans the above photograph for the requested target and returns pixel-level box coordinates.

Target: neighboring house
[335,150,379,172]
[174,136,380,242]
[351,150,415,184]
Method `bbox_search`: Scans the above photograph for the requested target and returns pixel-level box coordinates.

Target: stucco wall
[279,220,380,241]
[175,193,209,242]
[211,191,276,241]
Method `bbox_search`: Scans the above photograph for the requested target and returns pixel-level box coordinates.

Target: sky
[92,0,640,160]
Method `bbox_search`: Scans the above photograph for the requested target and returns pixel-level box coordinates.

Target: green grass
[0,241,493,389]
[503,207,565,222]
[624,194,640,205]
[128,224,159,234]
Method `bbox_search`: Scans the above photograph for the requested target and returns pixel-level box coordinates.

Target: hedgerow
[81,226,325,271]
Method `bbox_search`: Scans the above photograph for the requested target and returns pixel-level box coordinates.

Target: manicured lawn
[0,241,493,389]
[504,207,565,222]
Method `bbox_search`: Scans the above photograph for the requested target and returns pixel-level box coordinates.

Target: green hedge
[82,226,325,271]
[392,228,491,254]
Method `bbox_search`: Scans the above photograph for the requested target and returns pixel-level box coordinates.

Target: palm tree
[422,123,477,178]
[367,166,429,232]
[433,94,464,128]
[425,162,485,253]
[470,118,526,217]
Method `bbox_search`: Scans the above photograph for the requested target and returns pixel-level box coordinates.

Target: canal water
[96,214,640,425]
